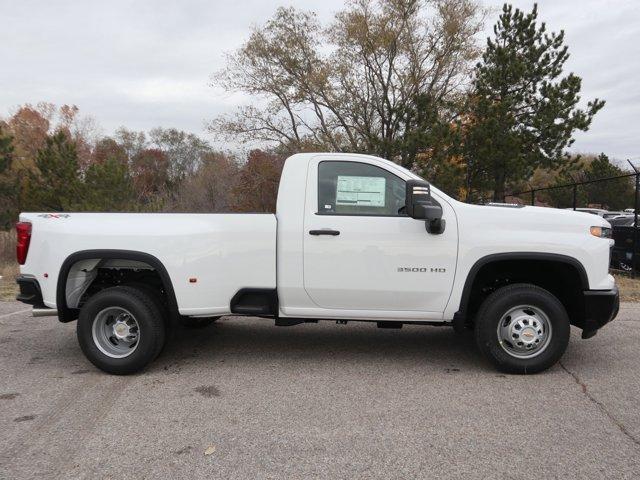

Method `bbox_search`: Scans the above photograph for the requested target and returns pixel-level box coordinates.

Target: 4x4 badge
[37,214,70,219]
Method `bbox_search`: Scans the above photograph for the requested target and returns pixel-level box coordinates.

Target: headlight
[590,226,612,238]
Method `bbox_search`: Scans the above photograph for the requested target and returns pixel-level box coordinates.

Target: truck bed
[19,213,277,316]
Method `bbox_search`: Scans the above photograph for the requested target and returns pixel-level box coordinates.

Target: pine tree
[23,131,83,211]
[0,127,13,174]
[396,94,465,197]
[0,125,17,228]
[83,158,136,212]
[464,3,605,201]
[584,154,634,210]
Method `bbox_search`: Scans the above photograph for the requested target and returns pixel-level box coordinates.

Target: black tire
[122,282,172,344]
[178,316,220,329]
[77,286,166,375]
[474,283,570,374]
[123,283,168,313]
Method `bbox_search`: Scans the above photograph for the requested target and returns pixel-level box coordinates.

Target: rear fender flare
[56,249,179,322]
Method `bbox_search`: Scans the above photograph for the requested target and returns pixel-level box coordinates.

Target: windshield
[610,216,636,226]
[390,162,424,181]
[380,159,453,201]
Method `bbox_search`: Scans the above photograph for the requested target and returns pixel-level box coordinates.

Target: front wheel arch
[456,253,588,329]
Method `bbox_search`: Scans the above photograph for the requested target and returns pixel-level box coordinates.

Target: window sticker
[336,176,386,207]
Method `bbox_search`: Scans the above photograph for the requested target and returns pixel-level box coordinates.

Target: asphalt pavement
[0,300,639,479]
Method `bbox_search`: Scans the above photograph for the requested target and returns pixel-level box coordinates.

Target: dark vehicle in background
[610,215,639,271]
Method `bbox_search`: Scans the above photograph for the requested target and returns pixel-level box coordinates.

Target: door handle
[309,229,340,236]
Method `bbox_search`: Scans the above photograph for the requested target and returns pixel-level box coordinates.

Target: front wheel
[77,286,166,375]
[474,284,570,374]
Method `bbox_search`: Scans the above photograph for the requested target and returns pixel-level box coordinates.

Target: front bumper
[581,286,619,339]
[16,275,46,308]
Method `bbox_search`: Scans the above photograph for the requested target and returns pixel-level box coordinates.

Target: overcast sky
[1,0,639,162]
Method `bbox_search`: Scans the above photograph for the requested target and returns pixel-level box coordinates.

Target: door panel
[303,159,457,313]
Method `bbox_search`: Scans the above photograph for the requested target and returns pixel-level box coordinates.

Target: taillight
[16,221,32,265]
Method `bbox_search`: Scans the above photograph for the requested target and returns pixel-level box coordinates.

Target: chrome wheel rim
[91,307,140,358]
[497,305,552,359]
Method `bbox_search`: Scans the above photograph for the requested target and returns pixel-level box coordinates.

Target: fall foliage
[0,103,285,229]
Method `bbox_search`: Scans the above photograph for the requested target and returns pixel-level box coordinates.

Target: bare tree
[232,150,285,212]
[210,0,484,164]
[169,152,241,213]
[149,128,212,181]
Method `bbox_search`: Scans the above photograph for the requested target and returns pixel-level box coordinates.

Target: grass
[0,230,18,301]
[613,273,640,302]
[0,262,18,301]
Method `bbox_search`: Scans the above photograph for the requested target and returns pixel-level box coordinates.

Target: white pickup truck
[15,153,618,374]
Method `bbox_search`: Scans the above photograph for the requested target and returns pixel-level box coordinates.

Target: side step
[230,288,277,316]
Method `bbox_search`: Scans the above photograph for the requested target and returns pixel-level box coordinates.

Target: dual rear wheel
[77,286,167,375]
[78,286,222,374]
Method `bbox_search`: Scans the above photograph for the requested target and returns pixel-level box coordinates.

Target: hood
[454,202,611,232]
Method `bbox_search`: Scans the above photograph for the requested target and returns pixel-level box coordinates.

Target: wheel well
[81,262,164,303]
[459,258,586,328]
[57,250,178,322]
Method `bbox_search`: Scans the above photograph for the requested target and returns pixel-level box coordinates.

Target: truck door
[303,157,458,315]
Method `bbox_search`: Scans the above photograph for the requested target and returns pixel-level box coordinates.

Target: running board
[33,308,58,317]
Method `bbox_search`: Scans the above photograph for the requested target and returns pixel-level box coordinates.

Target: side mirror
[405,179,445,234]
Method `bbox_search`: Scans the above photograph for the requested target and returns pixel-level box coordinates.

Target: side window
[318,161,406,216]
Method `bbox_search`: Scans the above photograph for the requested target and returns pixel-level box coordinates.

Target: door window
[317,161,406,216]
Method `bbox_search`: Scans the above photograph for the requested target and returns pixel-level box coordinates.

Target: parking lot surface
[0,300,639,479]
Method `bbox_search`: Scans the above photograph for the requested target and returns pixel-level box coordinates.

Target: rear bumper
[581,286,619,339]
[16,275,46,308]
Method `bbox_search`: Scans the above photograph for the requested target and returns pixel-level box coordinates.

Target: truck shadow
[157,317,487,372]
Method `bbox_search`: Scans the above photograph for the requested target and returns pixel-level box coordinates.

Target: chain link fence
[504,162,640,276]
